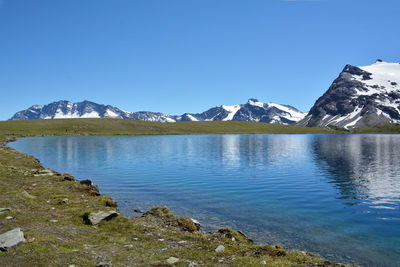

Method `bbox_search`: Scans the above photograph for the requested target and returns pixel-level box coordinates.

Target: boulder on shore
[0,228,26,251]
[84,211,119,225]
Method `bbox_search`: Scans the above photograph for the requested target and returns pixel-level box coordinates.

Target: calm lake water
[10,134,400,266]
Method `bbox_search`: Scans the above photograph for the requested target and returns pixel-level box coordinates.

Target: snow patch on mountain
[221,105,241,121]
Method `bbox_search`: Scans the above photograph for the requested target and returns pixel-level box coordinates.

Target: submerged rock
[0,228,26,251]
[84,211,118,225]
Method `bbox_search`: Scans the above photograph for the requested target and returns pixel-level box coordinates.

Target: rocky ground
[0,135,357,266]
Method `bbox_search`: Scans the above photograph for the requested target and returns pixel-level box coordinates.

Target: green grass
[352,123,400,134]
[0,118,342,137]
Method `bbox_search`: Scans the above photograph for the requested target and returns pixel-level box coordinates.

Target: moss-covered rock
[176,216,198,233]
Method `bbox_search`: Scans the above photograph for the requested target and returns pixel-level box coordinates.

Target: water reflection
[312,135,400,209]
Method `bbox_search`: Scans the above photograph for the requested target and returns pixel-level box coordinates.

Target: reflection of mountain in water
[312,135,400,208]
[219,134,310,168]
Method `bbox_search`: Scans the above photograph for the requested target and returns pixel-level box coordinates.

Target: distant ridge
[10,99,306,125]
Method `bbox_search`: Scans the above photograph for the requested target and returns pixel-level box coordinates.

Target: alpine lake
[9,134,400,267]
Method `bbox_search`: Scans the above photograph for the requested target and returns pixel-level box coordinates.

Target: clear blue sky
[0,0,399,120]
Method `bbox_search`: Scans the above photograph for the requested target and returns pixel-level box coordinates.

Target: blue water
[9,134,400,266]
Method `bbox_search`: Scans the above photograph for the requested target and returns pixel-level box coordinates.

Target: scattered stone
[232,237,235,241]
[31,183,37,187]
[177,216,198,232]
[166,257,179,264]
[84,211,118,225]
[124,244,133,248]
[69,265,77,267]
[39,168,53,174]
[46,200,50,204]
[188,262,198,267]
[0,228,26,251]
[21,191,36,199]
[191,218,201,231]
[80,179,93,186]
[80,179,100,196]
[237,230,254,243]
[105,199,117,208]
[260,260,267,265]
[63,173,75,181]
[134,209,143,213]
[215,245,225,253]
[161,248,167,251]
[51,207,55,210]
[6,216,13,220]
[0,208,11,212]
[50,219,58,223]
[58,198,68,205]
[158,238,165,242]
[218,259,224,263]
[96,261,112,267]
[35,168,54,176]
[26,237,35,243]
[178,240,187,244]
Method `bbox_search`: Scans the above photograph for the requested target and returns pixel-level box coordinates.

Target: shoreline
[0,133,358,266]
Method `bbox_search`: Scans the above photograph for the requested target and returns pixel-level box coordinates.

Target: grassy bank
[0,118,341,137]
[352,123,400,134]
[0,119,355,266]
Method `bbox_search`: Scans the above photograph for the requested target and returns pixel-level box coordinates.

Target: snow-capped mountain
[298,60,400,129]
[180,99,306,124]
[10,100,178,122]
[10,99,306,125]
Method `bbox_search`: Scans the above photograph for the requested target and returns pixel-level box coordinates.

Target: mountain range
[10,99,306,125]
[10,60,400,129]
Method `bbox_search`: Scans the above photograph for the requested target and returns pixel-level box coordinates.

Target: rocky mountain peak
[298,60,400,129]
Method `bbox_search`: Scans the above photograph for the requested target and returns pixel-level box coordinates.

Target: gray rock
[190,218,201,231]
[96,262,112,267]
[0,208,12,212]
[261,260,267,265]
[21,191,36,199]
[215,245,225,253]
[59,198,68,204]
[166,257,179,264]
[85,211,118,225]
[80,179,93,186]
[0,228,26,251]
